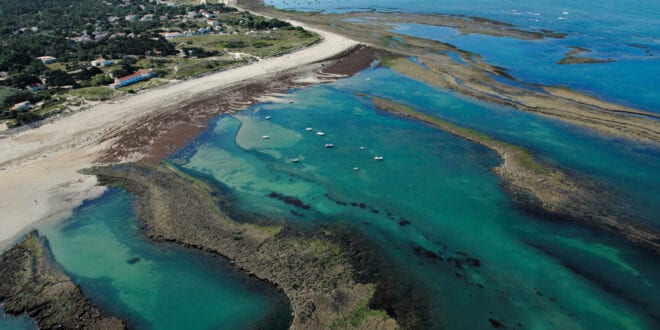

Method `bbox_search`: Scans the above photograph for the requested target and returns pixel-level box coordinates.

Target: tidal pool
[38,189,292,329]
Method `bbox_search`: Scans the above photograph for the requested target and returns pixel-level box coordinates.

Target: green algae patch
[330,286,391,330]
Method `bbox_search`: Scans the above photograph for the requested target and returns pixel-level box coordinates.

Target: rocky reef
[0,232,125,329]
[86,163,397,329]
[370,96,660,255]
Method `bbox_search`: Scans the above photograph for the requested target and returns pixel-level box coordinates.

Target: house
[10,101,33,111]
[159,31,183,39]
[109,69,156,89]
[91,58,114,67]
[25,83,46,92]
[37,56,57,64]
[125,15,137,22]
[207,20,220,27]
[140,14,154,21]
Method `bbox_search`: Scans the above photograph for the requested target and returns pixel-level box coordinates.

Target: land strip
[0,232,125,329]
[87,163,396,329]
[370,96,660,254]
[0,20,357,247]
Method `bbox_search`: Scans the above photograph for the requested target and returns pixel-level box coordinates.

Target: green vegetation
[330,286,390,329]
[0,0,317,126]
[65,86,119,101]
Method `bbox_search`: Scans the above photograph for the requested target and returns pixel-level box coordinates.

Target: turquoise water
[0,309,35,330]
[264,0,660,111]
[334,67,660,227]
[37,189,291,329]
[169,66,660,328]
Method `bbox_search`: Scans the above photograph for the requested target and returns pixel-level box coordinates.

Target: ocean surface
[266,0,660,112]
[8,1,659,329]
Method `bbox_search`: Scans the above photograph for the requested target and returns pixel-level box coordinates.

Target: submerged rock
[0,232,125,329]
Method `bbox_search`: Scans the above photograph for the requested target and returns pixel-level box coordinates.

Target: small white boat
[305,127,313,131]
[353,167,359,171]
[316,131,325,136]
[359,146,366,150]
[290,158,300,163]
[261,135,270,139]
[374,156,384,161]
[265,116,271,120]
[324,144,335,148]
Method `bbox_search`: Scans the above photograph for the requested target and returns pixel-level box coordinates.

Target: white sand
[0,24,357,248]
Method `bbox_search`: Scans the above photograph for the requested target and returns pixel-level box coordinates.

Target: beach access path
[0,22,357,248]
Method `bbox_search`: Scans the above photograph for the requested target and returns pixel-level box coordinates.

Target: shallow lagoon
[170,66,660,328]
[37,189,291,329]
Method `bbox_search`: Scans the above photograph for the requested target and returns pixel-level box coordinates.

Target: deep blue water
[265,0,660,111]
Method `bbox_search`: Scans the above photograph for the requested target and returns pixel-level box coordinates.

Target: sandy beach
[0,23,357,248]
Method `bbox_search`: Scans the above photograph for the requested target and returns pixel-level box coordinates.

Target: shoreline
[0,21,357,249]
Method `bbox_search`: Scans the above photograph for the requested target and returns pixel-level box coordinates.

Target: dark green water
[37,189,292,329]
[168,66,660,329]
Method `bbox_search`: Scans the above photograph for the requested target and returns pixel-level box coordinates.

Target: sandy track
[0,24,357,247]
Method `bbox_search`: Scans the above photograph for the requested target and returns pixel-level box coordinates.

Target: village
[0,0,318,130]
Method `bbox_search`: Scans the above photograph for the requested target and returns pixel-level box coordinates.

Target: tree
[90,74,114,86]
[45,70,76,87]
[7,73,41,88]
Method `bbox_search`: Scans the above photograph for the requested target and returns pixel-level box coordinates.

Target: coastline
[0,21,357,248]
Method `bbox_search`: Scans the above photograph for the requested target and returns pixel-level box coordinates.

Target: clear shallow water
[37,189,291,330]
[334,67,660,227]
[265,0,660,111]
[169,67,660,328]
[0,309,36,330]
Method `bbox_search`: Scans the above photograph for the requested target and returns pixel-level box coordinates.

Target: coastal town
[0,0,318,129]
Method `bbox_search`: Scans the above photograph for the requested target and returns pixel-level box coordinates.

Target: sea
[4,1,658,329]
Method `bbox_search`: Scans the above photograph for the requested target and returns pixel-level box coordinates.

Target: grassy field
[65,86,120,101]
[175,28,320,58]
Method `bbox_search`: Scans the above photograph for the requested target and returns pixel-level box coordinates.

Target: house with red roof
[109,69,156,89]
